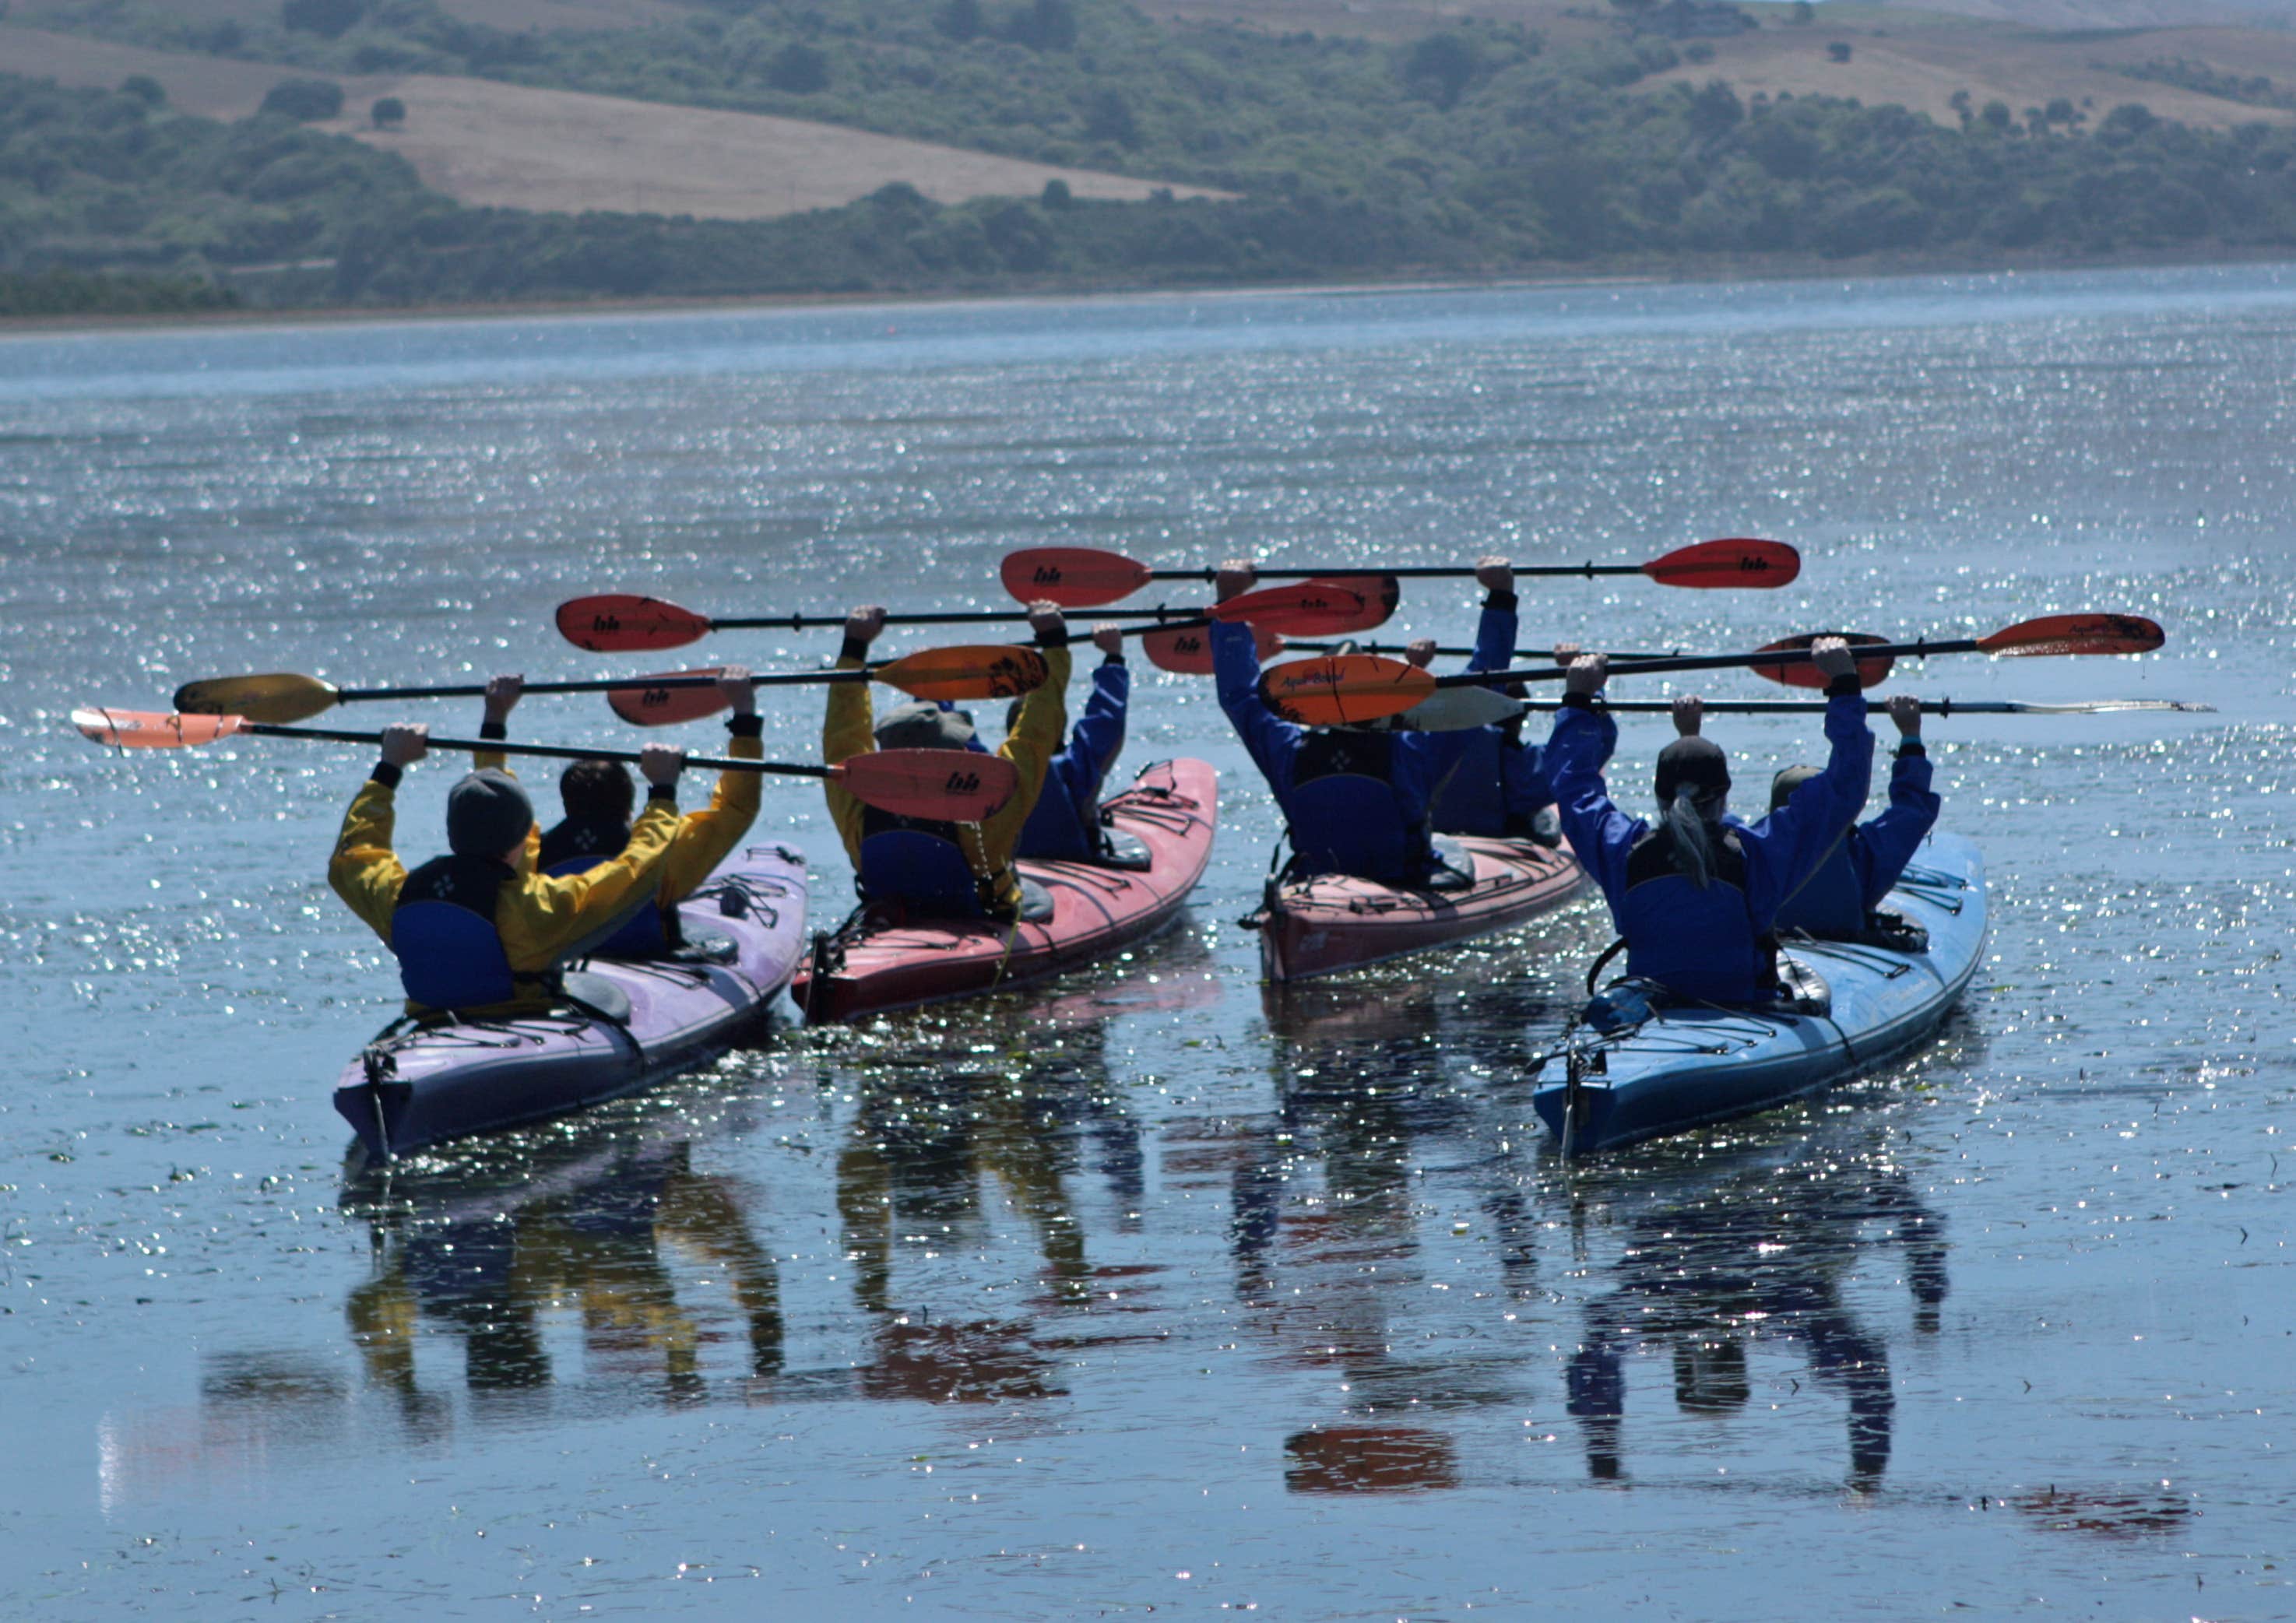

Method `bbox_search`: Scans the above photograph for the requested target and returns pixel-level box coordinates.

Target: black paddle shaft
[244,722,833,778]
[1437,636,1985,690]
[714,605,1227,630]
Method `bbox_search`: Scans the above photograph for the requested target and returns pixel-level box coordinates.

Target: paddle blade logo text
[945,768,982,794]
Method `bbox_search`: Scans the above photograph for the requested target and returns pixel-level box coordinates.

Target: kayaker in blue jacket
[1548,641,1874,1005]
[1213,558,1479,887]
[1668,692,1940,938]
[1427,559,1616,844]
[1013,623,1130,861]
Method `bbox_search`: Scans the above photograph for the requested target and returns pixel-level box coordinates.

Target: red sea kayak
[790,759,1218,1023]
[1247,834,1587,982]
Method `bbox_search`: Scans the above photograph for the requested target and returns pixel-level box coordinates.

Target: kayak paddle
[1000,539,1801,608]
[555,577,1394,655]
[175,645,1054,729]
[71,708,1021,821]
[1470,697,2215,718]
[1254,614,2168,727]
[1275,638,1685,662]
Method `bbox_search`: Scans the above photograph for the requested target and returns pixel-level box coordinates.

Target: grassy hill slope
[0,23,1226,218]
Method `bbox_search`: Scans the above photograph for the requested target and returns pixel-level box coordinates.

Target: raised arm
[1740,645,1876,928]
[1210,560,1302,796]
[979,605,1074,864]
[1544,655,1644,905]
[823,605,885,863]
[1468,557,1516,677]
[328,722,423,943]
[1853,695,1943,908]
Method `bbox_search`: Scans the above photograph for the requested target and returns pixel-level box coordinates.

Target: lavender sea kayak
[334,843,809,1160]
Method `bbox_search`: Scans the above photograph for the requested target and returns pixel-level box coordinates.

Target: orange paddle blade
[73,708,251,748]
[881,645,1050,701]
[1256,655,1436,727]
[1751,633,1894,690]
[838,748,1020,821]
[1978,613,2164,657]
[556,593,712,653]
[607,668,731,727]
[1642,539,1801,590]
[1001,546,1157,608]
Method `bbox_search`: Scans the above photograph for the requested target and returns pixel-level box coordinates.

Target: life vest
[538,817,673,957]
[1014,773,1102,862]
[1617,824,1774,1004]
[390,853,520,1010]
[1770,837,1864,939]
[1285,729,1429,883]
[856,805,993,919]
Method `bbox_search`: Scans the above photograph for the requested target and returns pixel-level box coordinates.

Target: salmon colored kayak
[791,759,1218,1023]
[1246,835,1587,982]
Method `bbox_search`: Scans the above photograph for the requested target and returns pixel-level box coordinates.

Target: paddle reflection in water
[1559,1112,1953,1494]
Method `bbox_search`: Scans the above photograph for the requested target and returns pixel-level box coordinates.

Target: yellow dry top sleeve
[822,655,877,868]
[660,731,765,904]
[497,798,681,972]
[328,778,408,943]
[973,645,1071,904]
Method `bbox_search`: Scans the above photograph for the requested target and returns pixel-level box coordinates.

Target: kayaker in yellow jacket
[824,601,1071,920]
[475,670,768,952]
[329,719,690,1018]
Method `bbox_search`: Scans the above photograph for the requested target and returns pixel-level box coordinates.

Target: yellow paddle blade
[878,645,1050,701]
[73,708,252,748]
[173,673,340,723]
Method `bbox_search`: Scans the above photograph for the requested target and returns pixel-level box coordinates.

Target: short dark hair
[561,759,635,824]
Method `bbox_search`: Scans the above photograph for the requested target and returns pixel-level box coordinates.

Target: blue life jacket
[1286,729,1430,884]
[391,854,519,1010]
[1771,837,1864,938]
[857,805,991,919]
[1618,826,1775,1004]
[1014,771,1099,862]
[538,816,673,957]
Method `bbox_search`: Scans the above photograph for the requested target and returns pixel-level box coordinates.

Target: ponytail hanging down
[1662,786,1719,890]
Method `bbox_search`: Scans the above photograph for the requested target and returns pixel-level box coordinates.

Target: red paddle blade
[1752,633,1894,690]
[1256,655,1436,727]
[1978,613,2165,657]
[1137,620,1289,675]
[1001,546,1157,608]
[607,668,730,727]
[1209,579,1377,635]
[73,708,251,748]
[839,748,1019,820]
[1204,579,1383,635]
[556,594,712,653]
[881,645,1050,701]
[1312,574,1401,629]
[1643,539,1801,590]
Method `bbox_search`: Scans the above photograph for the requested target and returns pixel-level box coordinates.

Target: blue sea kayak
[1532,833,1987,1158]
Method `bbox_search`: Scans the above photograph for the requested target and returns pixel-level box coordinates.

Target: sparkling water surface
[1,265,2291,1618]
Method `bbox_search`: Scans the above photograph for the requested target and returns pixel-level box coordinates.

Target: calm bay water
[1,266,2291,1618]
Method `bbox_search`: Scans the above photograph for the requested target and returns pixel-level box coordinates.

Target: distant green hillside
[8,0,2296,310]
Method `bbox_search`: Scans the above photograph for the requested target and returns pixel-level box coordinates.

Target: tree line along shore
[8,0,2296,317]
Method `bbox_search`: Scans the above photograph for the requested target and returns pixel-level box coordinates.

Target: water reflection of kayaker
[835,1022,1138,1403]
[1563,1151,1947,1490]
[345,1136,785,1414]
[1670,692,1944,940]
[1211,558,1480,887]
[826,600,1071,922]
[477,669,772,956]
[1548,642,1874,1003]
[326,710,691,1019]
[1011,623,1132,862]
[1427,561,1616,846]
